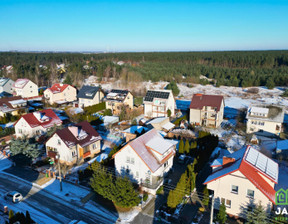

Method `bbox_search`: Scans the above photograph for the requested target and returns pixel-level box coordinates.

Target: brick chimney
[222,157,235,166]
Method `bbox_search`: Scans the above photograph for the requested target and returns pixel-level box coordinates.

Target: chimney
[222,157,235,166]
[60,83,63,87]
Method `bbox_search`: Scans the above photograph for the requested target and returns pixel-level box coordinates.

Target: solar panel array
[110,89,129,94]
[144,90,170,102]
[245,146,278,182]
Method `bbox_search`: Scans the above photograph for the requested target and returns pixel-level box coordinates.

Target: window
[231,185,238,194]
[247,189,254,198]
[19,129,22,134]
[126,156,130,163]
[164,161,168,168]
[57,139,61,145]
[221,198,225,204]
[93,143,96,150]
[72,151,76,157]
[131,158,135,164]
[136,171,139,178]
[226,199,231,208]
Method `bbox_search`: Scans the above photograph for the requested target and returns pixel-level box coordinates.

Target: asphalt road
[0,173,118,224]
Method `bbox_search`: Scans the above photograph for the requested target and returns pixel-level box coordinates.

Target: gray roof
[77,86,100,99]
[144,90,171,102]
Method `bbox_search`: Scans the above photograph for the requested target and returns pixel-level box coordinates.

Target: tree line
[1,51,288,88]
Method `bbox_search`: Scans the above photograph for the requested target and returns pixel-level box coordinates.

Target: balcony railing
[141,176,163,189]
[83,151,91,158]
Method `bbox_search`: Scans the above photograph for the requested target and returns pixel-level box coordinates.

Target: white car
[4,191,23,203]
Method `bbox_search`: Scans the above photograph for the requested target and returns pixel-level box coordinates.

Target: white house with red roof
[204,145,279,218]
[12,78,38,98]
[14,109,62,138]
[189,94,224,128]
[45,121,102,164]
[113,129,177,194]
[44,83,77,105]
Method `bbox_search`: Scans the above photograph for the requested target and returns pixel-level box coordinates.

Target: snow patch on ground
[42,179,90,203]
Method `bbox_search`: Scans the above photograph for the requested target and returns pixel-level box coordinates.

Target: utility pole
[55,154,63,192]
[210,195,214,224]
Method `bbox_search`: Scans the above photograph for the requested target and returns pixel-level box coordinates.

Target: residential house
[44,83,77,105]
[122,126,149,142]
[0,96,27,118]
[246,106,284,135]
[46,121,102,164]
[113,129,176,194]
[105,89,133,115]
[275,140,288,159]
[12,78,38,98]
[14,109,62,138]
[0,77,14,95]
[189,94,224,128]
[143,90,175,118]
[204,145,278,218]
[77,86,104,108]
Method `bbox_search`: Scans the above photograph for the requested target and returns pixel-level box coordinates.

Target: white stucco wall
[247,119,282,135]
[14,80,38,98]
[15,117,46,138]
[79,91,104,108]
[207,170,273,218]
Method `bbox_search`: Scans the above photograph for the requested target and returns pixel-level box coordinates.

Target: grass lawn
[134,97,143,106]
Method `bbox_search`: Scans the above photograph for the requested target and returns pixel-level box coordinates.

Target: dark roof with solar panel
[110,89,129,95]
[77,85,100,99]
[144,90,171,102]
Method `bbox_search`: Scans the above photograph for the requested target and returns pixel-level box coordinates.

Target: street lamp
[55,154,63,192]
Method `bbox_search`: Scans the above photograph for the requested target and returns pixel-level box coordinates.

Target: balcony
[47,151,57,159]
[83,151,91,158]
[141,176,163,189]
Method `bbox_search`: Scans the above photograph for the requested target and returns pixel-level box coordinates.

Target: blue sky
[0,0,288,51]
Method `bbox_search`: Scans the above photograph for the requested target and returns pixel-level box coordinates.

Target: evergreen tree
[179,139,184,154]
[112,176,140,208]
[217,202,227,224]
[190,141,197,150]
[10,137,40,160]
[186,164,196,193]
[246,203,268,224]
[25,211,33,223]
[202,186,209,207]
[90,162,114,200]
[184,140,190,154]
[167,190,178,208]
[8,210,14,220]
[165,81,180,96]
[167,109,171,117]
[63,74,72,85]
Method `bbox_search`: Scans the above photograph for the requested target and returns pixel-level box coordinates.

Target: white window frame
[231,185,238,194]
[247,189,254,199]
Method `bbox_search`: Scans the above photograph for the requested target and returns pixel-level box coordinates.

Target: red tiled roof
[54,121,102,148]
[46,83,70,94]
[189,94,224,112]
[15,109,62,129]
[204,146,278,204]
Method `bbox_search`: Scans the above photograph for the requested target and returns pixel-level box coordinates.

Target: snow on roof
[244,146,278,182]
[161,122,175,130]
[276,140,288,151]
[107,92,118,97]
[8,99,26,105]
[250,107,269,114]
[115,129,175,173]
[246,105,284,123]
[46,83,70,94]
[123,126,148,134]
[146,117,168,124]
[103,116,119,125]
[145,136,174,154]
[13,79,30,89]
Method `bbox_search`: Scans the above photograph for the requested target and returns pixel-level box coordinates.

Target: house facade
[14,109,62,138]
[12,79,38,98]
[44,83,77,105]
[45,121,102,164]
[113,129,176,194]
[189,94,224,128]
[246,106,284,135]
[204,146,278,218]
[77,86,105,108]
[105,89,133,115]
[143,90,175,118]
[0,77,14,94]
[0,96,27,118]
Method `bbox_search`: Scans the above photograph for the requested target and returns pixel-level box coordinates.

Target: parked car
[4,191,23,203]
[178,155,186,164]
